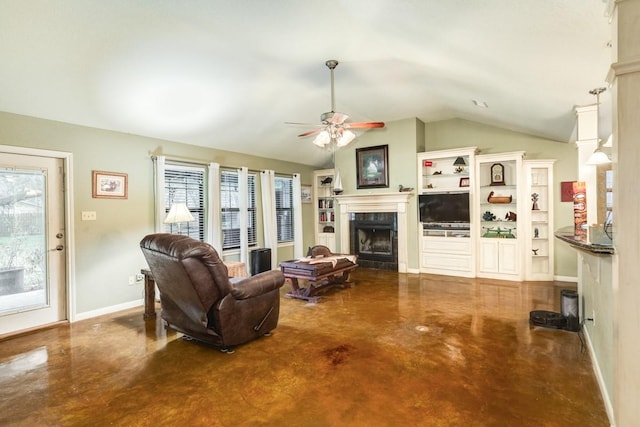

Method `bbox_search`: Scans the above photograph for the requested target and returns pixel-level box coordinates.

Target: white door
[0,153,66,335]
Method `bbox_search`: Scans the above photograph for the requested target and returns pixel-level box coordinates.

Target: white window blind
[164,164,205,241]
[275,176,294,243]
[221,170,256,250]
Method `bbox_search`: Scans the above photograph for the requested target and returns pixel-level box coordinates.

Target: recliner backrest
[140,233,231,317]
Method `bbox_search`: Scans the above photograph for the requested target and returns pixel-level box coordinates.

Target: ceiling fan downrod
[326,59,339,113]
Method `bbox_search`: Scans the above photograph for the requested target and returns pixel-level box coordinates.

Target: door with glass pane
[0,153,66,335]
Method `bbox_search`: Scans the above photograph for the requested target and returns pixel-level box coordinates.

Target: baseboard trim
[554,275,577,283]
[74,299,143,322]
[583,327,616,426]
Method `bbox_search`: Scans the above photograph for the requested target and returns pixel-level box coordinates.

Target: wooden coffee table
[280,256,358,303]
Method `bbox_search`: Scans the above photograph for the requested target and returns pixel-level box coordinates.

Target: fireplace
[350,213,397,270]
[336,193,412,273]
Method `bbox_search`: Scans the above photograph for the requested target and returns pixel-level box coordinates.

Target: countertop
[554,226,614,255]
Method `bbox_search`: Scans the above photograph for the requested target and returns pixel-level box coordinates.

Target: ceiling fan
[289,59,385,148]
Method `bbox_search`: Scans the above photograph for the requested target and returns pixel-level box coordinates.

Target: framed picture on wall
[301,185,312,203]
[356,145,389,189]
[92,170,128,199]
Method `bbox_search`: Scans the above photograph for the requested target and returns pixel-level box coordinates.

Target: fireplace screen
[357,228,393,256]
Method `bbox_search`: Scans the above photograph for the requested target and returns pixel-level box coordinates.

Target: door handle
[55,245,64,251]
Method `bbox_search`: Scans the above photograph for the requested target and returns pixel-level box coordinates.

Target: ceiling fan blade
[345,122,385,129]
[329,112,349,124]
[298,128,323,137]
[285,122,323,127]
[287,61,384,139]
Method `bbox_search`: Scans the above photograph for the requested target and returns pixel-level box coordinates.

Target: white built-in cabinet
[417,147,477,277]
[475,151,525,281]
[313,169,336,251]
[523,160,555,281]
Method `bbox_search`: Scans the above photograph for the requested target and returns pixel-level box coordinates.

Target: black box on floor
[529,310,567,329]
[250,248,271,275]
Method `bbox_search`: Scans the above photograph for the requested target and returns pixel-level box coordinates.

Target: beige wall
[0,112,316,315]
[333,118,424,268]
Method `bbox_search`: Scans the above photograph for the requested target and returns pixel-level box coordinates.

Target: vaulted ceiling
[0,1,612,167]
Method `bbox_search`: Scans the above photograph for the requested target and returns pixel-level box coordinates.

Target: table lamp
[164,203,194,234]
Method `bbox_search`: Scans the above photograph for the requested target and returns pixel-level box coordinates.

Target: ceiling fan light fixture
[313,130,330,147]
[336,130,356,147]
[289,59,384,150]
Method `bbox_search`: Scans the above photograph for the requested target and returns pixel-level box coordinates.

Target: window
[164,164,205,241]
[275,176,294,243]
[597,164,613,225]
[220,170,256,250]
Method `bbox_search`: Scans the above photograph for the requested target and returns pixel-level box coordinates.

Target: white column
[610,1,640,425]
[574,104,599,225]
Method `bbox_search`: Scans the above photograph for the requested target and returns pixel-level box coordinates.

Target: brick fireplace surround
[335,193,413,272]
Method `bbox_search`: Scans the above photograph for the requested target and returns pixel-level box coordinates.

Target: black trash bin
[251,248,271,275]
[561,289,580,332]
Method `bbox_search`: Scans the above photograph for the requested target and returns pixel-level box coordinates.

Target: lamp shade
[164,203,195,224]
[313,130,330,147]
[453,156,466,166]
[336,130,356,147]
[586,149,611,165]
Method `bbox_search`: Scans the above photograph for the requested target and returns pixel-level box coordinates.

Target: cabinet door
[479,239,499,273]
[498,240,519,275]
[317,233,336,252]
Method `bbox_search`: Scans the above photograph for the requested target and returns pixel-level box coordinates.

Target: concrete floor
[0,269,609,426]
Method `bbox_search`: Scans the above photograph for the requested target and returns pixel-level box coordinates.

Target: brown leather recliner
[140,233,284,351]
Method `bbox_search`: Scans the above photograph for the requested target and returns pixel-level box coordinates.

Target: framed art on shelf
[92,170,128,199]
[459,177,470,187]
[356,144,389,189]
[301,185,312,203]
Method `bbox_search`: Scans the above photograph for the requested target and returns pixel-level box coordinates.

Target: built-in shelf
[417,147,477,278]
[313,169,336,251]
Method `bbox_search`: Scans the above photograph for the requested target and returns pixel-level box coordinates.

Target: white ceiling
[0,1,612,167]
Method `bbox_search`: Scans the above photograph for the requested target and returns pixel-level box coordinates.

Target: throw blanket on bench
[296,255,357,267]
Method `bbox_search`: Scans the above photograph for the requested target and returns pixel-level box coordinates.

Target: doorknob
[55,245,64,251]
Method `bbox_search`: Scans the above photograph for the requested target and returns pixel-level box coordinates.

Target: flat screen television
[419,192,470,225]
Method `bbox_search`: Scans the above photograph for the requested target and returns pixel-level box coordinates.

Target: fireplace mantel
[335,192,413,272]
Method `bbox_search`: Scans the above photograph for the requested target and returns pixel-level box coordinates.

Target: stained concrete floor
[0,269,609,426]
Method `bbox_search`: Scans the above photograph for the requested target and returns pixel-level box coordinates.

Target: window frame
[220,169,257,251]
[163,163,206,241]
[275,175,294,244]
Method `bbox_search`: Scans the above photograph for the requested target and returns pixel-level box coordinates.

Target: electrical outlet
[128,275,135,285]
[81,211,97,221]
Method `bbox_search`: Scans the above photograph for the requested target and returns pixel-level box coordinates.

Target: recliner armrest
[230,270,285,300]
